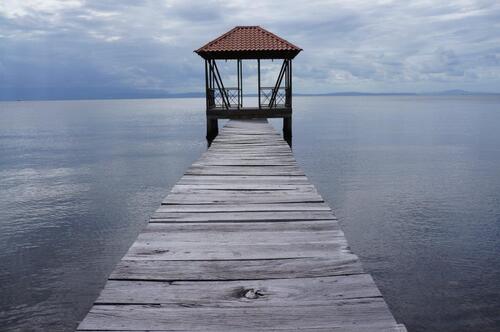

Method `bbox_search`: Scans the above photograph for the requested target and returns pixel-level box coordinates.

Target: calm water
[1,96,499,331]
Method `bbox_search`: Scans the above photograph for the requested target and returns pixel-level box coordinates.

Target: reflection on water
[0,99,206,331]
[1,96,500,331]
[285,96,500,332]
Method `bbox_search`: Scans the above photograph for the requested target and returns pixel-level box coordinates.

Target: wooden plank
[203,151,293,155]
[196,159,298,164]
[150,211,335,222]
[170,184,317,193]
[207,143,288,147]
[95,275,381,306]
[163,192,323,205]
[207,145,292,150]
[141,220,339,233]
[192,160,297,166]
[156,202,331,212]
[80,327,405,332]
[134,229,345,245]
[109,257,363,281]
[177,175,311,185]
[123,241,348,260]
[77,298,397,331]
[185,166,304,176]
[171,184,316,191]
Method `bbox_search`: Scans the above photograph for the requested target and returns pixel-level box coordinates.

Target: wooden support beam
[240,59,243,108]
[206,117,218,140]
[258,59,261,109]
[289,60,293,108]
[204,59,209,111]
[283,115,292,144]
[269,60,288,108]
[208,60,230,109]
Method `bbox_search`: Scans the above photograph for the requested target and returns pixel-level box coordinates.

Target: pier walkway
[77,119,405,331]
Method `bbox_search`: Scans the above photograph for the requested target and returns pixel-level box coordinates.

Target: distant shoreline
[1,90,499,102]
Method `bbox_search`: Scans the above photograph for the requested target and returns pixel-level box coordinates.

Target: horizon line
[1,89,500,102]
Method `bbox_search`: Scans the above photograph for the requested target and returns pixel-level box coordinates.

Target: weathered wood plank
[151,211,335,222]
[141,220,339,233]
[177,175,311,185]
[78,298,397,331]
[170,185,317,193]
[80,328,405,332]
[156,202,331,212]
[197,156,297,160]
[192,160,297,166]
[96,275,381,306]
[124,240,348,260]
[162,192,324,205]
[185,166,305,176]
[134,229,345,245]
[109,257,363,281]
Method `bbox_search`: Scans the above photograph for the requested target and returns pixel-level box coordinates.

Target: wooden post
[204,59,209,111]
[285,59,290,107]
[206,117,218,140]
[211,60,230,109]
[211,59,214,91]
[237,59,240,109]
[286,59,293,145]
[288,59,293,108]
[240,59,243,108]
[258,59,261,109]
[283,115,292,144]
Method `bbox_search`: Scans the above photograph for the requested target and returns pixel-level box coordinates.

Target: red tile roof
[195,26,302,59]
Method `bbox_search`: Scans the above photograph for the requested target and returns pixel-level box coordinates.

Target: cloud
[0,0,499,99]
[0,0,83,19]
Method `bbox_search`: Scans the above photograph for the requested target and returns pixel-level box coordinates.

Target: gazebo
[195,26,302,141]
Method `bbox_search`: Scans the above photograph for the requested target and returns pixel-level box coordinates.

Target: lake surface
[1,96,499,331]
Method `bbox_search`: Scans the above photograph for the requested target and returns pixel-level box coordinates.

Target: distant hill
[297,90,499,96]
[296,92,417,96]
[0,87,205,101]
[1,88,498,102]
[432,89,471,95]
[425,89,499,96]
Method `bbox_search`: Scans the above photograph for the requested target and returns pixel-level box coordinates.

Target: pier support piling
[283,116,292,144]
[206,117,218,140]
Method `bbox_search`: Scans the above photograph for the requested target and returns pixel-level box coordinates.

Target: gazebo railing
[208,87,241,109]
[259,86,291,109]
[207,86,291,110]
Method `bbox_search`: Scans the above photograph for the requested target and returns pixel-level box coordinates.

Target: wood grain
[76,119,404,331]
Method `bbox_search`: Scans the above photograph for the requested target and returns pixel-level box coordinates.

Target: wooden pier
[77,119,405,331]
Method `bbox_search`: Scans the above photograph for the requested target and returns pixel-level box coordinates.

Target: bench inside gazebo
[195,26,302,140]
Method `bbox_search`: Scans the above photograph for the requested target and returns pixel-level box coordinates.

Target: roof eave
[195,49,302,60]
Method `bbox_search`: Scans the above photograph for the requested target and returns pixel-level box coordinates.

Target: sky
[1,0,499,100]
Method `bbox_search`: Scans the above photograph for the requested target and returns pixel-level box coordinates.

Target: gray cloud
[0,0,499,100]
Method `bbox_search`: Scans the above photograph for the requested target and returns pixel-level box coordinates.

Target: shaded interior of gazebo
[195,26,301,140]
